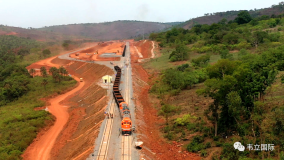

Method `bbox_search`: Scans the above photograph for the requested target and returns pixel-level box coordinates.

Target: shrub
[236,41,251,50]
[191,54,210,67]
[193,68,208,82]
[215,141,223,147]
[187,123,196,130]
[213,136,219,141]
[169,44,189,61]
[163,125,171,133]
[164,132,174,140]
[280,151,284,160]
[177,64,190,72]
[175,114,197,126]
[197,46,212,53]
[205,142,211,148]
[200,149,207,157]
[187,135,205,152]
[221,142,239,159]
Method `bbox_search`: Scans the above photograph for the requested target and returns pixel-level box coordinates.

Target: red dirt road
[23,57,85,160]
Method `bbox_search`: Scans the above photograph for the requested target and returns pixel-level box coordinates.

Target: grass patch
[143,48,175,71]
[0,76,76,159]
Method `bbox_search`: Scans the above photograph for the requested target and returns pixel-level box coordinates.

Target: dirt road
[23,57,85,160]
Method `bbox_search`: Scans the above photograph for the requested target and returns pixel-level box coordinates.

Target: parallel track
[96,99,115,160]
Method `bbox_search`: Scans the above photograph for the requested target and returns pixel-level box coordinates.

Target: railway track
[121,135,131,160]
[121,47,132,160]
[96,99,115,160]
[94,43,133,160]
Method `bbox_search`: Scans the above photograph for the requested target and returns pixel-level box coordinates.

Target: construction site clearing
[69,41,125,61]
[22,40,201,160]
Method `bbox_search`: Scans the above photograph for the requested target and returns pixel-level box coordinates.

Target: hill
[181,2,284,29]
[37,20,179,41]
[0,25,84,42]
[0,21,180,42]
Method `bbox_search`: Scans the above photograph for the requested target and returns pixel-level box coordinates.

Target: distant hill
[0,21,180,42]
[0,25,82,42]
[180,2,284,29]
[37,20,180,41]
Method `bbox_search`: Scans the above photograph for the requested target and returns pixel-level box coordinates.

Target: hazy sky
[0,0,281,28]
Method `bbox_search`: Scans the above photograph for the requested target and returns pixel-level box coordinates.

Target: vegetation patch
[147,11,284,159]
[0,35,77,159]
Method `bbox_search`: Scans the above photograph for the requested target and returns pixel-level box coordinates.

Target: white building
[102,75,112,83]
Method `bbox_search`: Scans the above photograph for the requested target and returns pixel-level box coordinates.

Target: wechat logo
[234,142,245,151]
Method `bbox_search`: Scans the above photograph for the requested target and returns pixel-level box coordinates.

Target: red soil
[129,41,201,160]
[23,48,113,160]
[134,40,153,58]
[6,31,17,35]
[69,41,124,62]
[23,57,85,160]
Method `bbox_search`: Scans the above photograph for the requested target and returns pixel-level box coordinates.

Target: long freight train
[113,65,132,135]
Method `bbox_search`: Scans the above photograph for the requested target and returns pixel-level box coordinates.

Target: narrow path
[134,46,143,58]
[150,41,155,58]
[23,57,85,160]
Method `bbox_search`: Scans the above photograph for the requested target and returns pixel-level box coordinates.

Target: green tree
[219,49,233,60]
[17,49,30,59]
[49,67,58,75]
[41,78,48,90]
[42,49,51,57]
[29,68,36,78]
[250,19,259,26]
[169,44,189,62]
[183,73,198,89]
[2,75,30,102]
[159,104,177,124]
[62,42,69,50]
[227,91,243,125]
[222,32,239,45]
[162,69,185,89]
[218,18,228,25]
[234,11,252,25]
[251,31,268,49]
[40,67,47,77]
[59,66,67,76]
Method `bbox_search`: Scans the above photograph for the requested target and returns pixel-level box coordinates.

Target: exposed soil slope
[134,40,153,59]
[23,55,113,160]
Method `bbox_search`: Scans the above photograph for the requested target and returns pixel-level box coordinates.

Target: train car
[113,65,132,135]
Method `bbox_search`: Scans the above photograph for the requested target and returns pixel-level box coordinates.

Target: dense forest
[149,11,284,159]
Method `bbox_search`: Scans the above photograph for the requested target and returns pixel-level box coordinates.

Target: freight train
[113,65,132,135]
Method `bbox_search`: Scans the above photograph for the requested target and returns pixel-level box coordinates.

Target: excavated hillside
[49,58,113,160]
